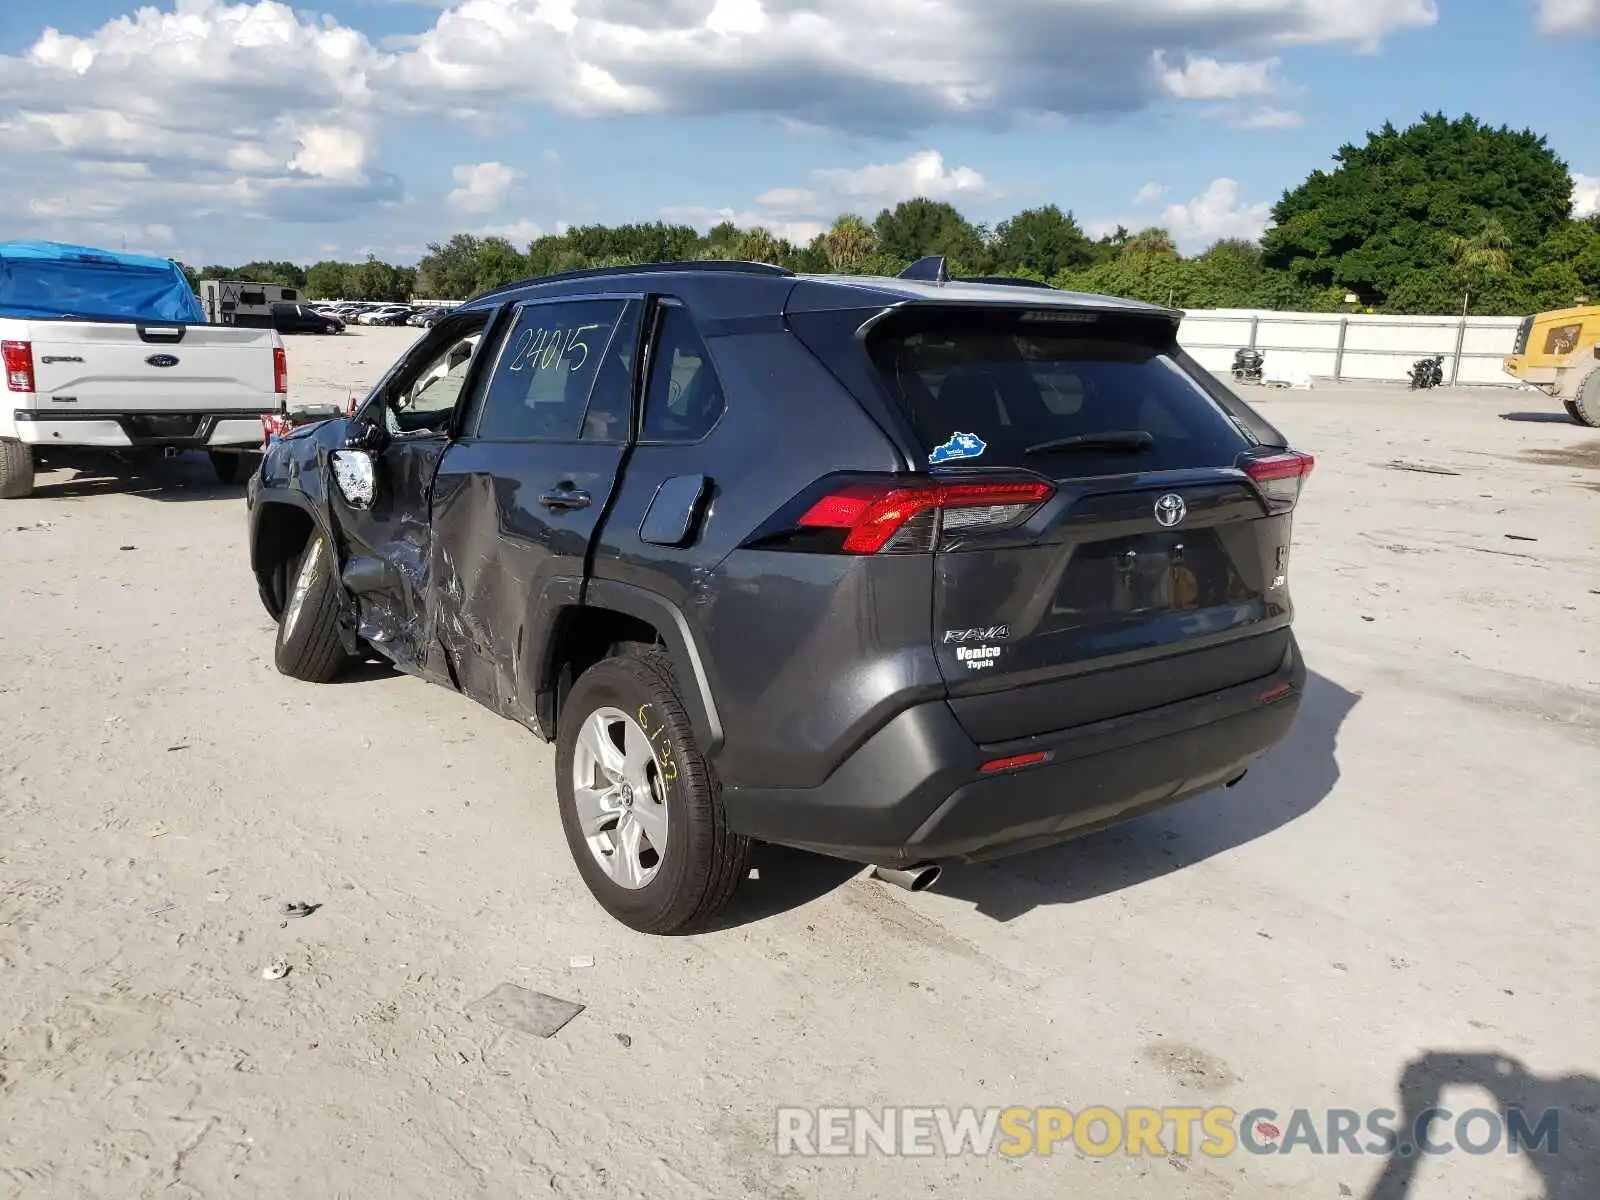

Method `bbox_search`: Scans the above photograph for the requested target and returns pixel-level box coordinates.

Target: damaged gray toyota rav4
[246,258,1312,934]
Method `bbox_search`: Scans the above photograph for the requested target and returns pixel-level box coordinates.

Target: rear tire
[1571,371,1600,429]
[0,438,34,499]
[209,450,260,485]
[556,650,750,934]
[273,532,357,682]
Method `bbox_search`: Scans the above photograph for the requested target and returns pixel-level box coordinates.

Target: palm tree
[824,214,875,272]
[1123,227,1179,258]
[732,227,785,266]
[1450,217,1514,277]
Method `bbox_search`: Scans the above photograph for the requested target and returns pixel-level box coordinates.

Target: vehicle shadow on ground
[1364,1050,1598,1200]
[27,452,248,502]
[1499,411,1579,425]
[717,670,1359,928]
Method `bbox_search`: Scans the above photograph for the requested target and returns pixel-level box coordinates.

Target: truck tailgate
[28,323,280,413]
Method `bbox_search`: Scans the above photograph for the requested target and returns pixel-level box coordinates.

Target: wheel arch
[531,578,723,755]
[250,491,337,619]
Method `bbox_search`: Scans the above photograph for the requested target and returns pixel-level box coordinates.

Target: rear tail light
[1241,450,1314,513]
[273,346,288,395]
[2,341,35,393]
[762,476,1055,554]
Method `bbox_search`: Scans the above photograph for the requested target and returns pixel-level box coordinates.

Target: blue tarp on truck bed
[0,240,206,324]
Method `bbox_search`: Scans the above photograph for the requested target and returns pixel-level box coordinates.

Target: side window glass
[641,305,725,442]
[581,302,641,442]
[388,329,484,434]
[478,300,626,441]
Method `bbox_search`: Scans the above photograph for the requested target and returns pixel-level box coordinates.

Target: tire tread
[0,438,35,499]
[274,535,355,683]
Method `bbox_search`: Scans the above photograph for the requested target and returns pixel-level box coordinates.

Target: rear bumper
[12,410,272,449]
[720,633,1306,868]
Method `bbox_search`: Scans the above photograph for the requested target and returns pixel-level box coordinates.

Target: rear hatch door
[29,322,280,413]
[866,304,1305,743]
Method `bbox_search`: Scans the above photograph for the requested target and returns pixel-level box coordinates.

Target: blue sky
[0,0,1595,266]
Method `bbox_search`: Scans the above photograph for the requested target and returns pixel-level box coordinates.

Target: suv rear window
[867,310,1253,476]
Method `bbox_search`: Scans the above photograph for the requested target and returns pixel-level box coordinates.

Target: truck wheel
[1571,371,1600,429]
[274,532,356,682]
[209,450,260,485]
[556,649,750,934]
[0,438,35,499]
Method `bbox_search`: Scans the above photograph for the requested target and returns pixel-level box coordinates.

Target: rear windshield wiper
[1023,431,1155,456]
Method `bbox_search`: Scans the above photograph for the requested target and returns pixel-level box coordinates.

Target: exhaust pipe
[871,862,941,892]
[1225,769,1249,788]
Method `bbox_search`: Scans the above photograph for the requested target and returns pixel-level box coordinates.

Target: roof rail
[898,256,950,283]
[954,275,1057,290]
[471,258,795,303]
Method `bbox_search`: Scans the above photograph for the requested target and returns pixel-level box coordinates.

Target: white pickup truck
[0,242,288,498]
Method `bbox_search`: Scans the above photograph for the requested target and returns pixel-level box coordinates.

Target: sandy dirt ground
[1,326,1596,1199]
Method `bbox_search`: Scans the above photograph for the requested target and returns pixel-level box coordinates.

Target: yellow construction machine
[1502,304,1600,426]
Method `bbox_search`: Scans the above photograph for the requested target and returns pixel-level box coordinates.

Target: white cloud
[447,161,516,213]
[288,126,371,182]
[1134,182,1168,205]
[0,0,1441,259]
[393,0,1436,130]
[1159,179,1273,251]
[482,218,546,243]
[1234,106,1306,128]
[1575,174,1600,219]
[810,150,994,207]
[1538,0,1600,34]
[1154,53,1278,100]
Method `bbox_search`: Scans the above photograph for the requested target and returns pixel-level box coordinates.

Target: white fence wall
[1178,309,1524,386]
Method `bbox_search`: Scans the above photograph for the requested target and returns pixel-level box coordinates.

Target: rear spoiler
[898,257,1055,290]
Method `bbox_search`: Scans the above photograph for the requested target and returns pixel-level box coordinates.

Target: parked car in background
[246,257,1313,932]
[1,240,288,497]
[272,302,344,335]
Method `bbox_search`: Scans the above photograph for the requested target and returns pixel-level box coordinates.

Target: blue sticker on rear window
[929,431,987,464]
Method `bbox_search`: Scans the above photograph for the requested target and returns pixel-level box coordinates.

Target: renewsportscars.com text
[775,1105,1562,1159]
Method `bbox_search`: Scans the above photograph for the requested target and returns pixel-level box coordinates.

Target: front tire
[0,438,35,499]
[556,650,750,934]
[273,532,357,682]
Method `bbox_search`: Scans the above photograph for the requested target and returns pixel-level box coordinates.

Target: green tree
[824,214,875,272]
[1262,112,1572,305]
[415,235,483,299]
[472,237,529,293]
[873,199,984,265]
[305,261,350,300]
[731,227,786,265]
[991,205,1095,277]
[1122,228,1179,259]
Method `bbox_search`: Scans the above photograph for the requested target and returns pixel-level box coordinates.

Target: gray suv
[246,258,1312,933]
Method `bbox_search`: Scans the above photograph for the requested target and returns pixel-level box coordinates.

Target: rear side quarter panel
[591,323,942,791]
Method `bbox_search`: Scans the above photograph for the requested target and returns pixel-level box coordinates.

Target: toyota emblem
[1153,493,1187,527]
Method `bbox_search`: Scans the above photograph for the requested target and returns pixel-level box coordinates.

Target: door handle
[539,487,591,511]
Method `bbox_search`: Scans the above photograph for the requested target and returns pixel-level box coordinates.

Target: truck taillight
[748,476,1055,554]
[1241,450,1315,513]
[273,346,288,395]
[2,340,34,392]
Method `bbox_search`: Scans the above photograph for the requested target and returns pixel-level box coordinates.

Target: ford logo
[146,354,180,368]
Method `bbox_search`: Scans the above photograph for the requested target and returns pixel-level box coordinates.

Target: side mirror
[344,412,389,453]
[331,449,377,510]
